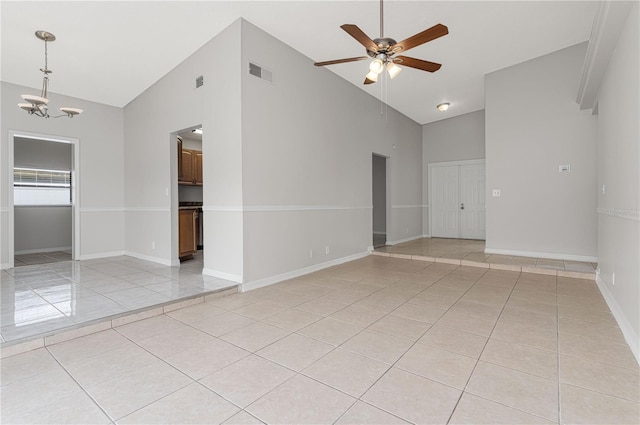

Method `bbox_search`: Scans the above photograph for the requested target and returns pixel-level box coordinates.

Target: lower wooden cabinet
[179,209,198,259]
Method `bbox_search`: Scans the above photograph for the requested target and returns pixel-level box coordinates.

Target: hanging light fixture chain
[18,30,83,119]
[380,0,384,38]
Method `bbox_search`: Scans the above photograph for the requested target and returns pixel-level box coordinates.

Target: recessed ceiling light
[437,102,450,112]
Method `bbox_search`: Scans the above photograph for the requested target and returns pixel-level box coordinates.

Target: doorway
[429,159,486,240]
[372,154,387,248]
[7,131,80,268]
[173,126,204,268]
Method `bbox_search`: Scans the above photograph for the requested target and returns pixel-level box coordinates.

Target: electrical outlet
[492,189,501,197]
[151,241,156,249]
[612,272,615,286]
[309,249,313,259]
[325,246,330,255]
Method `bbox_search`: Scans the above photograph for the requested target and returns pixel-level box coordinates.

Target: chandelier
[18,31,83,118]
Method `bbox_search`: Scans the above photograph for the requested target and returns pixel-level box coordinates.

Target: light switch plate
[559,164,571,173]
[492,189,501,197]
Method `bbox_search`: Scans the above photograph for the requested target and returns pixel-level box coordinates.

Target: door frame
[427,159,485,239]
[6,130,80,268]
[170,125,203,267]
[371,153,389,248]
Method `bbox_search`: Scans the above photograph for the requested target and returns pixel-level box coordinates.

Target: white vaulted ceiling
[1,1,598,125]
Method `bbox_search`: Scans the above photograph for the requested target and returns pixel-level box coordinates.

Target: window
[14,167,72,206]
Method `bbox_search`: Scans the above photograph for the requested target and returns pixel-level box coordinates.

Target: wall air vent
[195,75,204,88]
[249,62,273,83]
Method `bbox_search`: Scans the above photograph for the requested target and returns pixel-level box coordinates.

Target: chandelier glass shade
[18,31,83,119]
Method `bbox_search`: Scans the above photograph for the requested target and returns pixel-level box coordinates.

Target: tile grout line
[443,268,520,424]
[327,264,489,423]
[44,344,117,424]
[109,322,242,422]
[446,270,564,424]
[556,273,563,425]
[218,260,457,424]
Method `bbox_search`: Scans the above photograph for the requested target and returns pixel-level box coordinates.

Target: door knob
[460,203,464,210]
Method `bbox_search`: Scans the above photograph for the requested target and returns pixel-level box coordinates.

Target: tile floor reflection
[1,251,236,343]
[1,255,637,424]
[14,250,72,267]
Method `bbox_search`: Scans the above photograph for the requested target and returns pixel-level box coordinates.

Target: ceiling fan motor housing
[368,37,398,58]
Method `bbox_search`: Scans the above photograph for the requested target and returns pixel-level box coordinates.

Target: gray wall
[123,18,423,284]
[14,137,72,169]
[14,207,71,253]
[1,82,125,267]
[594,5,639,357]
[423,110,486,163]
[240,20,423,284]
[422,110,486,235]
[485,43,598,260]
[123,19,243,273]
[14,138,72,253]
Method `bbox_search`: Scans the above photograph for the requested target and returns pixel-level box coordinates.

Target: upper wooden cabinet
[179,148,202,186]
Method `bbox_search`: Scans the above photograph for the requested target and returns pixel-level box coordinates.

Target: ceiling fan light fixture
[437,102,450,112]
[387,62,402,79]
[365,70,379,82]
[369,58,384,74]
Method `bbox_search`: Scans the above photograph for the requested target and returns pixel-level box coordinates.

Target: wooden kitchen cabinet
[178,149,202,186]
[179,208,198,259]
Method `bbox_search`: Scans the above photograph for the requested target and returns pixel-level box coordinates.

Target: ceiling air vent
[195,75,204,88]
[249,62,273,83]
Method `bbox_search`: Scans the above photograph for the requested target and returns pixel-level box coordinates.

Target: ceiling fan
[314,0,448,85]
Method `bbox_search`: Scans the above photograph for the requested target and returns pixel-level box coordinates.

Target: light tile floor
[14,250,73,267]
[0,251,236,344]
[1,255,638,424]
[377,238,598,274]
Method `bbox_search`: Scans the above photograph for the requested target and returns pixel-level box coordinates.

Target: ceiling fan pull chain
[380,0,384,38]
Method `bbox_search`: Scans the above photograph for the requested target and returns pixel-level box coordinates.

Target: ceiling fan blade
[390,24,448,53]
[314,56,369,67]
[364,77,376,85]
[340,24,379,52]
[393,56,442,72]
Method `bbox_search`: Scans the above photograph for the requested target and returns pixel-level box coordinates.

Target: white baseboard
[596,275,640,365]
[124,251,173,266]
[422,234,431,238]
[484,248,597,263]
[241,251,370,292]
[372,231,387,236]
[15,246,72,255]
[78,251,125,261]
[202,268,243,284]
[387,235,424,246]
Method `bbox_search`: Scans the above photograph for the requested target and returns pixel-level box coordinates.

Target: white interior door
[431,166,459,238]
[430,161,485,240]
[459,164,486,239]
